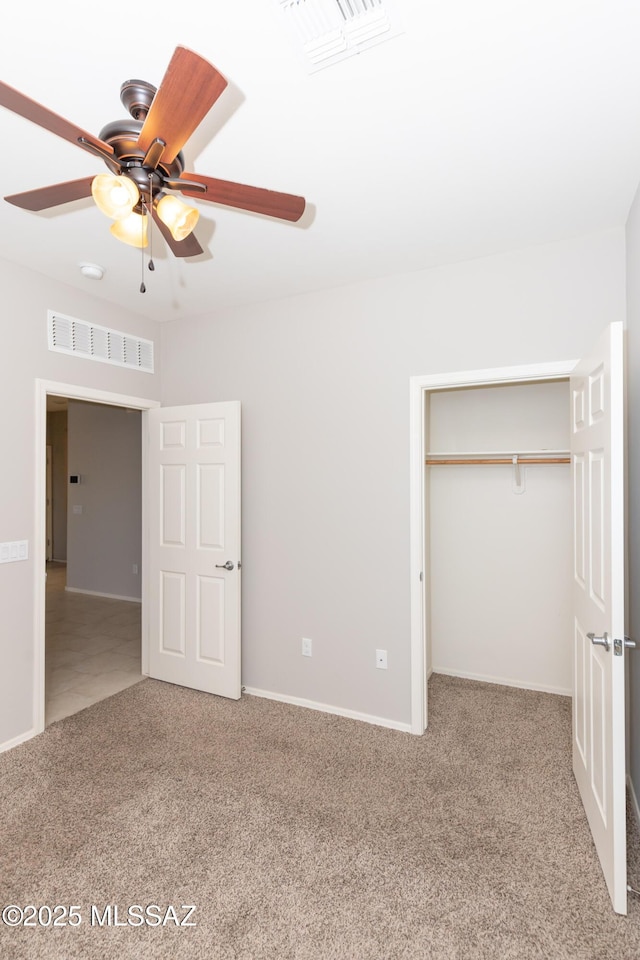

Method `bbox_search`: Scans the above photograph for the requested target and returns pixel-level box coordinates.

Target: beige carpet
[1,674,640,960]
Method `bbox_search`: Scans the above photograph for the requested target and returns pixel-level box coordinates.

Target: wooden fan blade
[137,47,228,165]
[5,177,95,211]
[151,209,204,258]
[0,81,114,159]
[178,173,306,222]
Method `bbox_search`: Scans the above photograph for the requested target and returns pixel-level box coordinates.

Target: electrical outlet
[375,649,387,669]
[302,637,312,657]
[132,563,139,575]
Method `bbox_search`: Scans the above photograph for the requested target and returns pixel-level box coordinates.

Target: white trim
[0,727,37,754]
[38,379,161,409]
[412,359,576,391]
[35,379,159,739]
[243,686,412,734]
[409,359,578,736]
[141,411,150,679]
[65,586,141,603]
[431,668,570,698]
[409,374,427,735]
[628,775,640,834]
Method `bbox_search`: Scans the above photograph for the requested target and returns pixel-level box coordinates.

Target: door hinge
[614,636,637,656]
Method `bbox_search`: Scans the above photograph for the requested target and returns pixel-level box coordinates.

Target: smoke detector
[78,262,105,281]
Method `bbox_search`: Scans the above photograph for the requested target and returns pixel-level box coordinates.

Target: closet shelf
[425,449,570,466]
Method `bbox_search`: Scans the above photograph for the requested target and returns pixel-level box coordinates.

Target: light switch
[72,505,83,515]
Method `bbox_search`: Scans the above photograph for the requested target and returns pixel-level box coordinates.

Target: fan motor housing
[120,79,156,120]
[97,118,186,200]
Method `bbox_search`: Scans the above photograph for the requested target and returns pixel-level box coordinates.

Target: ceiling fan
[0,46,306,261]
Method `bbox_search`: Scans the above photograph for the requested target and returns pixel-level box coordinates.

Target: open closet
[425,378,572,695]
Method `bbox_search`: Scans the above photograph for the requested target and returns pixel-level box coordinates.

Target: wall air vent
[48,311,154,374]
[277,0,403,72]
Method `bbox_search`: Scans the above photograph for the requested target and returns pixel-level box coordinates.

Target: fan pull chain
[147,174,155,274]
[139,207,146,293]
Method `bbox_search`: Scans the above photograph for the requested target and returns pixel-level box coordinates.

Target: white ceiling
[1,1,640,323]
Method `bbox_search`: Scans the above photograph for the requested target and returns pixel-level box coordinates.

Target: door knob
[215,560,234,571]
[614,636,637,656]
[587,631,610,652]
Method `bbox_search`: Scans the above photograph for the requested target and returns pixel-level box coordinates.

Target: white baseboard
[628,775,640,832]
[243,687,412,733]
[0,727,36,754]
[432,667,571,697]
[65,586,141,603]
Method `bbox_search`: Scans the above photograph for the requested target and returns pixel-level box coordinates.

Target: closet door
[571,322,626,915]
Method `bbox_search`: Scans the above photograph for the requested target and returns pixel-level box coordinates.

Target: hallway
[45,562,143,725]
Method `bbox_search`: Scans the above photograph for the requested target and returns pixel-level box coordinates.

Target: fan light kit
[0,47,306,291]
[90,173,199,246]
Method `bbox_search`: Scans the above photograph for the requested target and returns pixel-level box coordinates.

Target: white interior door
[147,401,241,699]
[571,322,626,914]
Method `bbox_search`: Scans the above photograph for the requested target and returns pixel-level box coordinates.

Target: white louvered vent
[48,311,154,374]
[278,0,403,72]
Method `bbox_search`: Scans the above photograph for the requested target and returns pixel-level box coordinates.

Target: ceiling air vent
[278,0,404,72]
[48,311,154,374]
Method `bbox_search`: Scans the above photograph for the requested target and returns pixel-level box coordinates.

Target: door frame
[34,379,159,735]
[409,358,577,735]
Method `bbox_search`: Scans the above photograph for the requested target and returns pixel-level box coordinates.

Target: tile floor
[45,562,143,725]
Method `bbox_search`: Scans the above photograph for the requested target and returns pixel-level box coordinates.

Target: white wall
[0,225,629,749]
[161,227,625,726]
[66,401,142,601]
[0,259,161,750]
[428,381,572,694]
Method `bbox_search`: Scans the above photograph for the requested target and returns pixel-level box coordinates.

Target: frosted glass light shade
[110,212,148,248]
[92,174,139,220]
[156,194,199,241]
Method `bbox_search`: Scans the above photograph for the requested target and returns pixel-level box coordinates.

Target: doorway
[44,396,145,724]
[409,358,577,733]
[426,378,572,694]
[34,380,159,735]
[409,330,629,915]
[44,561,142,723]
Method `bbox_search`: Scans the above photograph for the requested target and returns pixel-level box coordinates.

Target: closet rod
[425,456,570,466]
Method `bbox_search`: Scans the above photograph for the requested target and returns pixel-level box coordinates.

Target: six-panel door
[571,323,626,915]
[147,402,241,699]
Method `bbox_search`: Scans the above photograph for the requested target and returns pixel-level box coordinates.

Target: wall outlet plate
[376,649,387,669]
[302,637,312,657]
